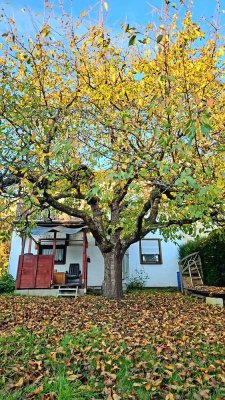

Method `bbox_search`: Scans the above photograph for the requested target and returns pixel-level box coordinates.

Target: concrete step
[58,286,78,298]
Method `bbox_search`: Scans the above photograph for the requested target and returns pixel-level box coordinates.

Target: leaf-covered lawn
[0,291,224,400]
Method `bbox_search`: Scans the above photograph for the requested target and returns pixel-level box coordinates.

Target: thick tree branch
[111,176,135,207]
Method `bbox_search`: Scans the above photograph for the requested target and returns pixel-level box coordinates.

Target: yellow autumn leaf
[112,394,121,400]
[104,2,108,11]
[78,385,91,390]
[15,377,24,388]
[67,374,83,381]
[165,393,175,400]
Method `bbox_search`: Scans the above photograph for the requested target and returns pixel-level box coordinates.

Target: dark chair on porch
[66,263,81,286]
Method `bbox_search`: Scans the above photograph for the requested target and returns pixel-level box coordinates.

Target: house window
[39,245,66,264]
[139,239,162,264]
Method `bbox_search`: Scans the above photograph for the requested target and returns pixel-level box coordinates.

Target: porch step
[57,286,78,298]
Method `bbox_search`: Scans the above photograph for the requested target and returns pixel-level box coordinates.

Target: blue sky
[2,0,225,34]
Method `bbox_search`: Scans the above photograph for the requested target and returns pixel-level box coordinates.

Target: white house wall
[8,231,23,279]
[86,234,104,286]
[129,232,179,287]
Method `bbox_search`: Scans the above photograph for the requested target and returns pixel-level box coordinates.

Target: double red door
[16,254,54,289]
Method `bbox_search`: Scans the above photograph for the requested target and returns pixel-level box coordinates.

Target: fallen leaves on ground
[0,291,224,399]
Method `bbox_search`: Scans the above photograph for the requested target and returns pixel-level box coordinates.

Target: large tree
[0,2,224,298]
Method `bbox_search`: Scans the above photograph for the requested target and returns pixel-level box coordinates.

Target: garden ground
[0,291,224,400]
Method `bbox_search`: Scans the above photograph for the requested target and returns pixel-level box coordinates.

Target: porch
[15,287,85,298]
[15,224,89,297]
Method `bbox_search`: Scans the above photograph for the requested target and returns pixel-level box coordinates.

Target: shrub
[178,229,225,286]
[0,273,15,294]
[127,269,149,290]
[178,238,202,260]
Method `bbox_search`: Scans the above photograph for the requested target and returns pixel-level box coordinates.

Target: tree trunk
[102,247,123,299]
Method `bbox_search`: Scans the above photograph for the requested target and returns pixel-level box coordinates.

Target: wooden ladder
[179,252,203,291]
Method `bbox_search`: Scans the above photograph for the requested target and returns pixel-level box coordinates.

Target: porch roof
[31,225,86,236]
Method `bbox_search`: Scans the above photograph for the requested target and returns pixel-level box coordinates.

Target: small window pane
[141,240,159,254]
[42,248,53,256]
[142,254,160,263]
[55,248,64,262]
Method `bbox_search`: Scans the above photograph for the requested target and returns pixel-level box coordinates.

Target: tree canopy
[0,1,224,297]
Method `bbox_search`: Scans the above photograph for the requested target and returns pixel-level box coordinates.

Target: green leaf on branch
[156,34,163,43]
[186,176,198,189]
[129,35,136,46]
[201,122,212,135]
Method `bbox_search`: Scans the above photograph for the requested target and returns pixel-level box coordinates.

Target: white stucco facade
[129,231,179,287]
[8,231,23,279]
[8,229,180,288]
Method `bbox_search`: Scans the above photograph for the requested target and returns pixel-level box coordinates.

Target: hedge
[178,229,225,286]
[0,273,15,294]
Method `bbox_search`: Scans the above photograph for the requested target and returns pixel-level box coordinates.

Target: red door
[35,255,54,288]
[16,255,37,289]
